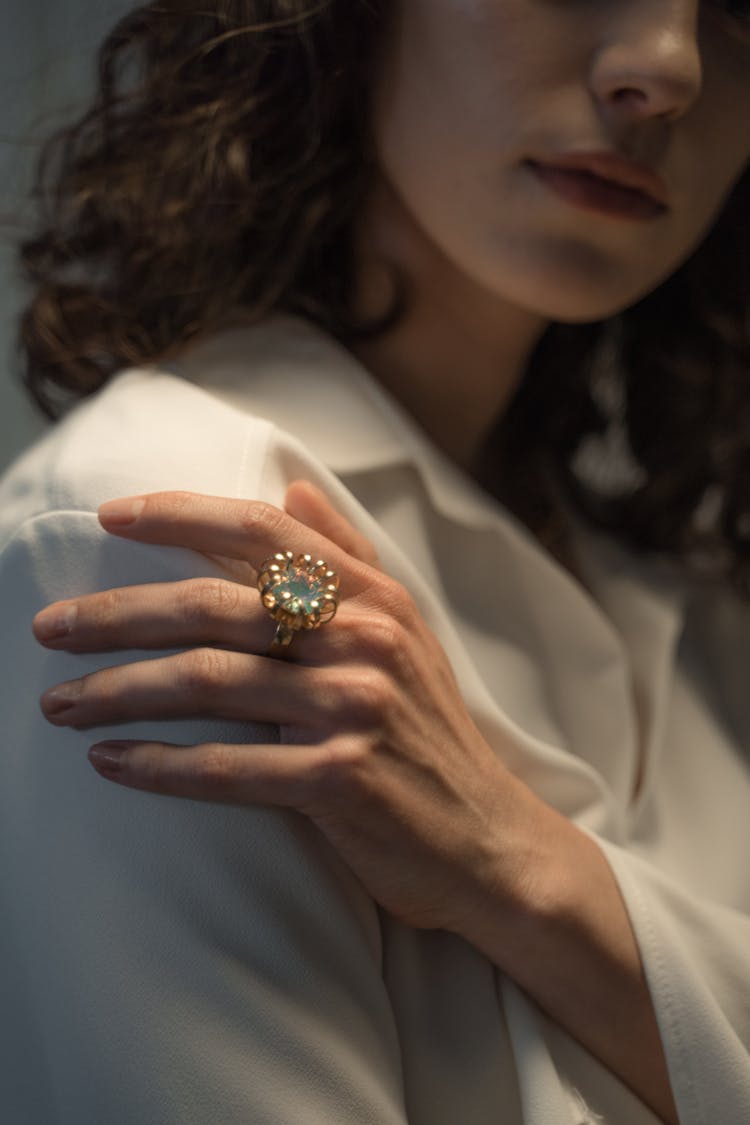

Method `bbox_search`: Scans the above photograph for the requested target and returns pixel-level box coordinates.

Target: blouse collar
[167,311,552,531]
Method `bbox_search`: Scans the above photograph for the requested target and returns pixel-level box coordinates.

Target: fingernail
[89,742,134,772]
[34,602,78,641]
[98,497,145,526]
[41,680,83,716]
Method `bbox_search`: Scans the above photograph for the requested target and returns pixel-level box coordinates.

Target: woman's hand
[32,482,557,937]
[31,484,683,1123]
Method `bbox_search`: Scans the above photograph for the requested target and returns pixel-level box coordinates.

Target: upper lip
[530,151,670,208]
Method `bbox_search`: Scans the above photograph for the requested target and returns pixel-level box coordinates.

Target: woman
[1,1,749,1122]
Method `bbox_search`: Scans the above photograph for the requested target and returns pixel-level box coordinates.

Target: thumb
[283,480,382,570]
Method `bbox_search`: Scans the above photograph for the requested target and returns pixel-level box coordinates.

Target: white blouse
[0,313,748,1125]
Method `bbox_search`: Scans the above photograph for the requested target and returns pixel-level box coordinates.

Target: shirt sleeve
[579,826,750,1125]
[0,509,409,1125]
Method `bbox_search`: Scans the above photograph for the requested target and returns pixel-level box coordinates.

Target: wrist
[449,775,570,963]
[452,795,679,1124]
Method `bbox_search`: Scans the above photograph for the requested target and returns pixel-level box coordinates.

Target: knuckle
[239,500,287,545]
[176,647,230,694]
[144,490,192,523]
[161,490,194,514]
[308,736,371,798]
[339,610,413,680]
[375,575,418,626]
[139,743,236,796]
[78,664,120,709]
[92,586,126,628]
[197,743,236,788]
[140,746,173,793]
[346,668,395,723]
[180,578,242,626]
[359,612,407,667]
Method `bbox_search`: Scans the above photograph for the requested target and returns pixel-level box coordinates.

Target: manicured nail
[98,497,146,526]
[33,602,78,641]
[41,680,83,716]
[89,742,134,773]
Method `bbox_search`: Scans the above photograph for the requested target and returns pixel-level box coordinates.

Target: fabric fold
[1,312,748,1123]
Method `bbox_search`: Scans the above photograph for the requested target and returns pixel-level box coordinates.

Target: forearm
[462,793,679,1125]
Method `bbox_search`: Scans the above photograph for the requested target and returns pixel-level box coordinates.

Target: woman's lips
[526,160,668,221]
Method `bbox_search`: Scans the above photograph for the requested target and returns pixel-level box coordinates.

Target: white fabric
[0,312,748,1124]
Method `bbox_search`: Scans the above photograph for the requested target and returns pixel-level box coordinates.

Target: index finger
[97,491,377,596]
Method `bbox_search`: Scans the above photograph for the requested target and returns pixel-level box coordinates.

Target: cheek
[373,0,542,165]
[371,11,536,265]
[681,33,750,213]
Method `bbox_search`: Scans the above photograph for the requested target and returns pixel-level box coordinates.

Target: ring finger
[33,577,271,655]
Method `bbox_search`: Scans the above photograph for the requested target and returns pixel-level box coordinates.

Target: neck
[346,174,549,471]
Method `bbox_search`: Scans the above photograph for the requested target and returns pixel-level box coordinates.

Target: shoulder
[0,365,280,549]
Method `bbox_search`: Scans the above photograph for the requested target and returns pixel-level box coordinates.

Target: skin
[36,489,551,935]
[29,2,750,1121]
[349,0,750,466]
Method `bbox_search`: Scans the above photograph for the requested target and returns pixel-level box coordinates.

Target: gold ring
[257,551,340,653]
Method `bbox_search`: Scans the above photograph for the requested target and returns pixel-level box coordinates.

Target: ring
[257,550,340,653]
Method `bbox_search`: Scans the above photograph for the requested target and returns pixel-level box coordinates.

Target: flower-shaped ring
[257,551,340,652]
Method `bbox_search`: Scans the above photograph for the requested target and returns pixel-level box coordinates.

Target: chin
[500,267,664,323]
[482,234,679,322]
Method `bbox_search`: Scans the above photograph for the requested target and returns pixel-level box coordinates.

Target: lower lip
[526,161,666,221]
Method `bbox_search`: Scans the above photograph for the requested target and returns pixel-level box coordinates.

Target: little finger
[87,738,323,809]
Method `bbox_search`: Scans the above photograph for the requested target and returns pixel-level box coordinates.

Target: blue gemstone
[275,570,323,616]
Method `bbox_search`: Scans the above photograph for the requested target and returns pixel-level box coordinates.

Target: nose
[589,0,703,125]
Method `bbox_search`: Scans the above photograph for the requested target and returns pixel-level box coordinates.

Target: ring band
[257,551,340,654]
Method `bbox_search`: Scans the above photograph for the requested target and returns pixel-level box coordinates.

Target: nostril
[612,86,647,104]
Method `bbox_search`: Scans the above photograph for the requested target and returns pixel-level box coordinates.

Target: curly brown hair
[6,0,750,599]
